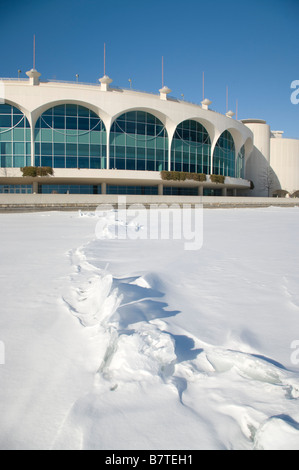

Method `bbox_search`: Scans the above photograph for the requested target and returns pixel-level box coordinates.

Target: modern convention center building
[0,67,298,198]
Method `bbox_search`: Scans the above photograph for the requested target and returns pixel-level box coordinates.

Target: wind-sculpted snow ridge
[54,211,299,450]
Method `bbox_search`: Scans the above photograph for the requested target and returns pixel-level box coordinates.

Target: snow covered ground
[0,206,299,450]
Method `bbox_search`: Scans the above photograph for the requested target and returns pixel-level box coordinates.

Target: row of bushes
[161,171,226,184]
[161,171,207,182]
[21,167,54,177]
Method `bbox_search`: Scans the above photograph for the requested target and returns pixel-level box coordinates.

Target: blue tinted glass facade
[236,144,245,179]
[213,130,235,177]
[0,104,31,168]
[110,111,168,171]
[171,120,211,174]
[35,104,106,169]
[39,184,101,194]
[0,184,32,194]
[163,187,198,196]
[107,185,158,195]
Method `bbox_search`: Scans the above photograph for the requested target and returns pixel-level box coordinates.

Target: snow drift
[0,207,299,450]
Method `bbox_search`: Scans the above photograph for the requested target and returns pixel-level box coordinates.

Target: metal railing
[0,76,227,115]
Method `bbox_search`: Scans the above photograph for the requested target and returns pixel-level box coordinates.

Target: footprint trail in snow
[54,212,299,450]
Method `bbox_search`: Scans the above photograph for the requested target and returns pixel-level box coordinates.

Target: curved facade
[0,69,255,196]
[242,120,299,196]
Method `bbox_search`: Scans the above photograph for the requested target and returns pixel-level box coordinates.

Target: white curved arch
[110,107,168,129]
[0,100,31,126]
[31,99,110,131]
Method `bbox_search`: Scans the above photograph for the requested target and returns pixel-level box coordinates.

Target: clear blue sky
[1,0,299,138]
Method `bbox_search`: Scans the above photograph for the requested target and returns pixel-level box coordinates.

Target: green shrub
[210,174,225,184]
[161,171,207,182]
[21,167,37,177]
[21,166,53,177]
[190,173,206,182]
[36,167,54,177]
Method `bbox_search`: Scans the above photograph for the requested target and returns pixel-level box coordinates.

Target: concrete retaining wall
[0,194,298,211]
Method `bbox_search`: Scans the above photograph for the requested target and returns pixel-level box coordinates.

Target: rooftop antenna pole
[104,42,106,76]
[226,85,228,113]
[236,99,238,120]
[162,56,164,88]
[203,71,205,100]
[33,34,36,70]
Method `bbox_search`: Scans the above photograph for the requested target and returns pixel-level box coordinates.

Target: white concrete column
[158,183,163,195]
[198,186,203,196]
[30,124,35,167]
[32,181,39,194]
[101,182,107,194]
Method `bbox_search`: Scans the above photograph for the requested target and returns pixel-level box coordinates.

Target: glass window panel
[78,106,90,117]
[2,142,12,154]
[53,131,64,143]
[137,148,145,159]
[78,133,89,144]
[156,149,165,162]
[53,105,65,116]
[126,111,136,122]
[54,143,65,156]
[90,144,101,157]
[78,118,90,131]
[90,158,101,169]
[115,146,125,158]
[126,159,136,170]
[114,133,126,146]
[54,116,65,129]
[90,119,102,131]
[66,143,77,156]
[147,124,155,136]
[137,123,146,135]
[115,159,126,170]
[41,143,53,156]
[126,147,135,158]
[125,135,136,147]
[41,128,52,142]
[90,131,101,144]
[54,157,65,168]
[146,114,156,124]
[13,142,25,155]
[0,129,12,141]
[137,160,145,171]
[65,105,78,116]
[41,156,53,167]
[136,111,146,122]
[147,161,155,171]
[0,104,13,114]
[41,116,52,128]
[66,157,77,168]
[66,133,77,143]
[1,156,12,167]
[126,121,136,134]
[13,128,25,141]
[0,115,12,127]
[13,115,25,127]
[66,117,78,130]
[78,157,89,169]
[78,144,89,156]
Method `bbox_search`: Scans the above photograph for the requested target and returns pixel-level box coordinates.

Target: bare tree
[260,165,276,197]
